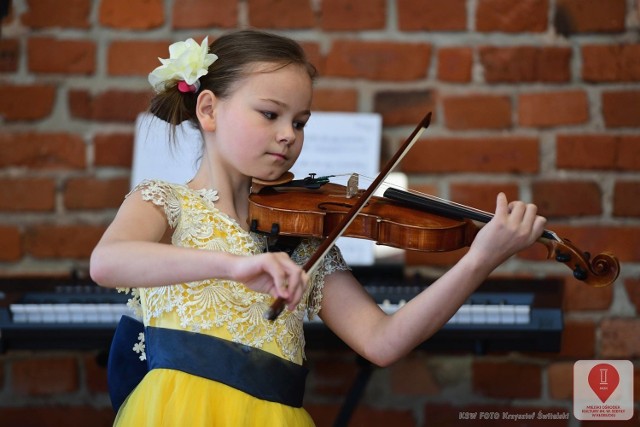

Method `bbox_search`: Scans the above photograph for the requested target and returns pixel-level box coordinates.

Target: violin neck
[383,187,556,241]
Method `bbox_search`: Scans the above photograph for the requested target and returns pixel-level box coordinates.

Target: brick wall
[1,0,639,426]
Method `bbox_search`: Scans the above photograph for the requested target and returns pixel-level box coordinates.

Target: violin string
[353,174,496,219]
[352,174,560,242]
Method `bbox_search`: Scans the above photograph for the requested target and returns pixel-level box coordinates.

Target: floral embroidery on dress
[132,332,146,361]
[118,179,348,363]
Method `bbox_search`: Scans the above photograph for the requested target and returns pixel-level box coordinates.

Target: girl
[90,30,546,426]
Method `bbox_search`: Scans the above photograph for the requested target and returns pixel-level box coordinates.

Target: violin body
[249,183,479,252]
[249,179,620,289]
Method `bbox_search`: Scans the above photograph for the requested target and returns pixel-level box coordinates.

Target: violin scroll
[542,237,619,287]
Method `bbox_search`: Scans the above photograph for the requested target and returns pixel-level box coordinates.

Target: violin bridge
[346,173,359,198]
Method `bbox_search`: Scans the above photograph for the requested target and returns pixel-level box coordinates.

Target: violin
[249,174,620,284]
[250,112,620,320]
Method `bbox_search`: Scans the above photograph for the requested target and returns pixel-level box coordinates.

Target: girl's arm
[90,191,307,309]
[318,193,547,367]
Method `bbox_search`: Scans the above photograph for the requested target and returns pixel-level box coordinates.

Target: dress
[111,180,349,426]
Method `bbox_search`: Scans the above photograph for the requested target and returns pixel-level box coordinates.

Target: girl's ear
[196,90,217,132]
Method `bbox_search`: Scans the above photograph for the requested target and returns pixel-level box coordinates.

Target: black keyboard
[0,270,563,354]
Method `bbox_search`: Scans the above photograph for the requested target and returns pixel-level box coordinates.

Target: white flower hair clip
[148,36,218,94]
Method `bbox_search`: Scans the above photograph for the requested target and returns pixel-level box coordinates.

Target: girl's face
[210,62,313,182]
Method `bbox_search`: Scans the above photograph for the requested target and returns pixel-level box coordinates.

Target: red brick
[480,46,571,83]
[0,84,56,121]
[84,354,109,393]
[304,404,341,427]
[307,403,416,427]
[473,360,542,398]
[400,136,539,173]
[307,350,358,395]
[248,0,315,29]
[0,178,56,212]
[0,38,19,72]
[325,40,431,81]
[172,0,237,28]
[556,0,626,33]
[94,133,134,167]
[300,42,323,75]
[548,362,573,399]
[518,91,588,127]
[64,177,130,210]
[69,89,152,122]
[12,356,78,395]
[99,0,164,29]
[321,0,385,30]
[311,88,358,112]
[0,132,86,169]
[442,94,511,130]
[28,37,95,75]
[556,134,640,171]
[437,47,472,83]
[613,181,640,217]
[582,44,640,82]
[108,40,170,76]
[374,90,435,126]
[532,180,601,217]
[0,225,22,261]
[600,318,640,358]
[476,0,548,33]
[397,0,466,31]
[621,278,640,314]
[449,182,520,213]
[624,278,640,312]
[557,320,596,358]
[22,0,91,28]
[602,91,640,128]
[0,407,114,427]
[348,406,416,427]
[25,225,107,259]
[390,354,440,395]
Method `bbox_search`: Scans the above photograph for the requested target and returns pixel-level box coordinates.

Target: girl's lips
[268,152,287,161]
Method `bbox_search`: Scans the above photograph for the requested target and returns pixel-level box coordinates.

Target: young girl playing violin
[90,30,547,426]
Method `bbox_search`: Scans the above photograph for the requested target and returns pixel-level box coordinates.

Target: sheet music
[132,112,382,265]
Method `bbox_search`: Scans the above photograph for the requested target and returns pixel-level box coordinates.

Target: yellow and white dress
[111,179,348,427]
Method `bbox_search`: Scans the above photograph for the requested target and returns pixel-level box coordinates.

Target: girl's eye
[293,121,307,130]
[262,111,277,120]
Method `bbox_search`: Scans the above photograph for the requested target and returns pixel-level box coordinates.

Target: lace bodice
[119,179,348,364]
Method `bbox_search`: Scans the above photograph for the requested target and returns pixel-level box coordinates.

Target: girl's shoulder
[126,179,191,227]
[127,179,191,204]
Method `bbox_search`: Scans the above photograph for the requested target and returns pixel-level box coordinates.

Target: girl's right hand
[228,252,308,311]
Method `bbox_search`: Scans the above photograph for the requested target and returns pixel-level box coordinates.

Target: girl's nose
[277,125,296,145]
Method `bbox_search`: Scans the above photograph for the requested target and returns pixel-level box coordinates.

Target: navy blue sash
[108,315,308,412]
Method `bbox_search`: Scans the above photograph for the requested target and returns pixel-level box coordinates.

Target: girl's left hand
[467,192,547,270]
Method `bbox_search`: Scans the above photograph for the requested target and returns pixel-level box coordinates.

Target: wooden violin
[251,112,620,320]
[249,174,620,287]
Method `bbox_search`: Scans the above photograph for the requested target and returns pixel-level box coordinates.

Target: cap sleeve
[290,238,350,320]
[127,179,181,228]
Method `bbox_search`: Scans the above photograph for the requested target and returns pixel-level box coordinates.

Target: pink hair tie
[177,80,200,93]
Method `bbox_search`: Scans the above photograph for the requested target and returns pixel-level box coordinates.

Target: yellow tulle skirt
[114,368,315,426]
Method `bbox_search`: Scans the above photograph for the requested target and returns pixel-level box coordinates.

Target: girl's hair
[149,30,317,131]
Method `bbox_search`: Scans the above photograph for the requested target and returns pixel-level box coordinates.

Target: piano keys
[0,269,563,354]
